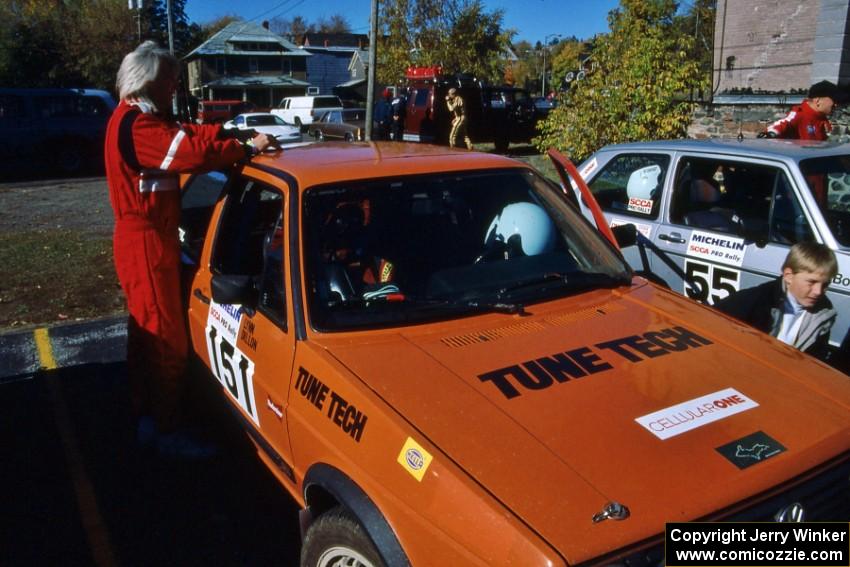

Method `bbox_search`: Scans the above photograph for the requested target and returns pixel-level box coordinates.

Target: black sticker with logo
[716,431,786,469]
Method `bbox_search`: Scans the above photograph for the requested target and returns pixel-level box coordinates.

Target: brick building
[689,0,850,139]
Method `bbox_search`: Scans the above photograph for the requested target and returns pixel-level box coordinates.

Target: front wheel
[301,506,385,567]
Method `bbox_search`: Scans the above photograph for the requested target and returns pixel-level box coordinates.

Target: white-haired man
[105,41,277,458]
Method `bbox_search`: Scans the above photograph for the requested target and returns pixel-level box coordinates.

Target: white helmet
[627,164,661,200]
[485,202,556,256]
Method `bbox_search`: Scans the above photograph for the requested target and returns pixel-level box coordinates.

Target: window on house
[249,57,259,73]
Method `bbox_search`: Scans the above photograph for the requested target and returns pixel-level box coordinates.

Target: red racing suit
[104,100,246,431]
[766,101,832,140]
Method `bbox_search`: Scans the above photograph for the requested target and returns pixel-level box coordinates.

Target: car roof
[594,138,850,161]
[237,112,277,118]
[248,142,529,190]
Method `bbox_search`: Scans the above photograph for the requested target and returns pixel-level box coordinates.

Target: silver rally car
[575,138,850,353]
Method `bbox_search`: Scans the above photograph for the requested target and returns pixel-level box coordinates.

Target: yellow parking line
[35,327,119,567]
[34,327,57,370]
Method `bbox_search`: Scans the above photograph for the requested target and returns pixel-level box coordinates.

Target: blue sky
[184,0,622,44]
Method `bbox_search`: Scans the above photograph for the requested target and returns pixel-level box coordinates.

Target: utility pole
[167,0,178,116]
[365,0,378,140]
[166,0,175,54]
[128,0,142,43]
[542,33,561,96]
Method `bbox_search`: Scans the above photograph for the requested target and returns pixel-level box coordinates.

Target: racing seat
[682,179,738,233]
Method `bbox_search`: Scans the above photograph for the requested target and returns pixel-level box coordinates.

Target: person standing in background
[760,80,841,140]
[446,88,473,150]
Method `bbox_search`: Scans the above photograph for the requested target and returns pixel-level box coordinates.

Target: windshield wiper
[329,293,526,316]
[497,271,628,299]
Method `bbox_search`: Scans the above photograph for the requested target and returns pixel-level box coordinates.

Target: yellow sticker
[397,437,433,482]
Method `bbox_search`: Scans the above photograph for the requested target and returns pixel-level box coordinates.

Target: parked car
[178,141,850,567]
[306,108,374,142]
[271,95,344,128]
[0,88,116,177]
[223,112,302,144]
[574,138,850,355]
[197,100,254,124]
[533,96,556,116]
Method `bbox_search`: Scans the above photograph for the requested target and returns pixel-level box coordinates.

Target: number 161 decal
[205,324,259,425]
[684,260,740,305]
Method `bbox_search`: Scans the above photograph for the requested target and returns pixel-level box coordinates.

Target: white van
[270,95,343,128]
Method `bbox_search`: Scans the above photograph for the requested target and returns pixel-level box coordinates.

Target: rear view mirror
[611,223,638,248]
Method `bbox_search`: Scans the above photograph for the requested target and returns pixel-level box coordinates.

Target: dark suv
[0,88,116,178]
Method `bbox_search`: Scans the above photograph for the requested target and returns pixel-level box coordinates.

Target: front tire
[301,506,386,567]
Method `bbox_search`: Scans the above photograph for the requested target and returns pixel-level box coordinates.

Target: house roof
[336,78,367,88]
[302,32,369,49]
[349,49,370,72]
[204,75,311,88]
[184,21,308,58]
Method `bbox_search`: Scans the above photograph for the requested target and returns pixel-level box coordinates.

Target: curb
[0,314,127,382]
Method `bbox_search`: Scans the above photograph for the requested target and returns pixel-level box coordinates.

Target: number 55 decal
[684,260,740,304]
[206,325,259,425]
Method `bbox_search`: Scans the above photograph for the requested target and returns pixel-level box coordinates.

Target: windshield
[799,155,850,246]
[247,114,286,127]
[304,168,632,330]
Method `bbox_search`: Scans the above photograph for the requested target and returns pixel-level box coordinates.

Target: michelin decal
[687,230,746,267]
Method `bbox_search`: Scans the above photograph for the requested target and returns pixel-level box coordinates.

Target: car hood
[319,283,850,563]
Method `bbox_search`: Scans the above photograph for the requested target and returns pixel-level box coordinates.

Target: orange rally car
[178,142,850,567]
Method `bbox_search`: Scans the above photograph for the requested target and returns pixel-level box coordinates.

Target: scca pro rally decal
[294,367,368,442]
[478,325,712,400]
[206,301,259,425]
[687,230,746,267]
[635,388,758,440]
[627,197,653,215]
[715,431,786,469]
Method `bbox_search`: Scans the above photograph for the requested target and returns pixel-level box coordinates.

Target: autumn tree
[377,0,512,85]
[64,0,137,91]
[316,14,351,34]
[0,0,196,90]
[550,38,590,91]
[142,0,200,57]
[0,1,82,87]
[673,0,716,99]
[534,0,707,161]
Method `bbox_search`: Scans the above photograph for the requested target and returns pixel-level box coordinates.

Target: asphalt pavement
[1,317,301,566]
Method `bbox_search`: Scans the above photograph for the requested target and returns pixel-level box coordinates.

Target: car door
[581,151,673,275]
[650,154,815,305]
[325,110,344,139]
[185,168,297,478]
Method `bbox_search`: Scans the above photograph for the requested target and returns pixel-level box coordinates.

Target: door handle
[193,288,210,305]
[658,232,686,244]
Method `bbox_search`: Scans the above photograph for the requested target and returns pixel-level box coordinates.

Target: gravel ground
[0,176,123,329]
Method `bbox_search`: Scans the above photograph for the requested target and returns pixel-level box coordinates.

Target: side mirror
[611,223,638,249]
[211,274,256,307]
